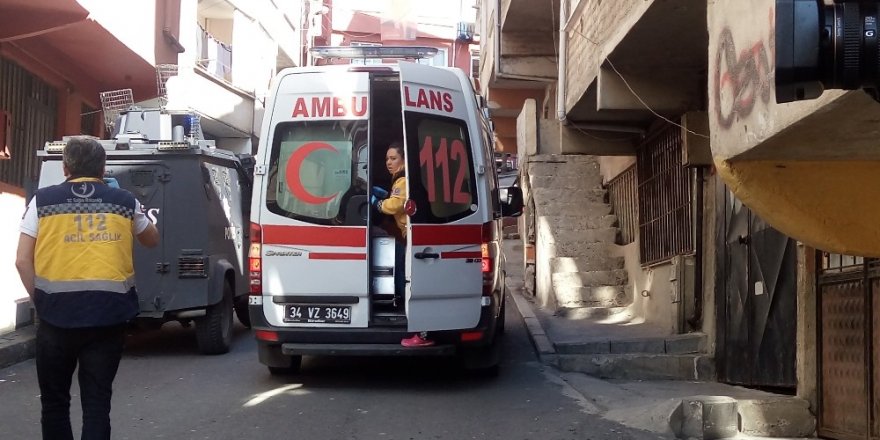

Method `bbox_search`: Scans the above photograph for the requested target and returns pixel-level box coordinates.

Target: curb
[508,282,556,362]
[0,325,37,369]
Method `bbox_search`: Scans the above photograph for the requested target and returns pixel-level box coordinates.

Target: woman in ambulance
[372,141,434,348]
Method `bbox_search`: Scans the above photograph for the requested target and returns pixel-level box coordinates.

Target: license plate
[283,305,351,324]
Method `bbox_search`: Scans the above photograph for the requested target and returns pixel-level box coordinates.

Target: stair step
[537,214,619,230]
[545,244,624,265]
[550,255,625,272]
[554,306,630,319]
[538,227,618,245]
[530,154,599,164]
[554,333,707,355]
[552,269,629,285]
[530,188,607,204]
[529,175,603,189]
[554,353,715,381]
[535,202,613,217]
[555,285,628,308]
[528,163,602,179]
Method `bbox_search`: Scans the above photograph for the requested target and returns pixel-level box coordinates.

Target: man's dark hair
[63,137,106,178]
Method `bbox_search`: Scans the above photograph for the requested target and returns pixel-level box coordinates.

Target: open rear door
[398,62,483,332]
[258,70,372,328]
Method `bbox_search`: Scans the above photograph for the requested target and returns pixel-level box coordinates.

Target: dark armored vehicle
[37,108,253,354]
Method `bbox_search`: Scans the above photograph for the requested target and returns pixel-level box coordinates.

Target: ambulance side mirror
[499,186,523,217]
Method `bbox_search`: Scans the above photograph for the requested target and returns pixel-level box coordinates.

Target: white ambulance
[248,47,523,375]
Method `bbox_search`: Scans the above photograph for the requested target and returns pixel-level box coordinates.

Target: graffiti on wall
[714,9,775,130]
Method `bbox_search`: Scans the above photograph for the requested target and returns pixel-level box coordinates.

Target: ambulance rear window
[404,113,478,223]
[266,120,368,225]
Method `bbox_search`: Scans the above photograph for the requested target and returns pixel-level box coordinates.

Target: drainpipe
[556,0,568,122]
[691,167,705,330]
[494,0,502,82]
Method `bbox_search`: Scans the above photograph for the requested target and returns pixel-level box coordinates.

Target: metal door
[716,186,797,388]
[817,255,880,440]
[110,163,167,318]
[398,62,484,332]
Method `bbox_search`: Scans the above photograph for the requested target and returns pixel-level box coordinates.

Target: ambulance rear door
[258,69,372,329]
[398,62,484,332]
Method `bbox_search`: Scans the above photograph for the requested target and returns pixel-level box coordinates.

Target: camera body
[776,0,880,103]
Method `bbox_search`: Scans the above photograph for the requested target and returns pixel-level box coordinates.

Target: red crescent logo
[285,142,340,205]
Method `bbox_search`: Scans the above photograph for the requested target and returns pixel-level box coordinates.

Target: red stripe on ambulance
[262,225,366,247]
[411,224,481,246]
[309,252,367,260]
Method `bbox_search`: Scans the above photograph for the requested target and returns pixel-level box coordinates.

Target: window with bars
[606,164,637,245]
[636,125,695,266]
[819,251,865,274]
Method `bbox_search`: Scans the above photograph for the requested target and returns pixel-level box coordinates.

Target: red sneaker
[401,333,434,347]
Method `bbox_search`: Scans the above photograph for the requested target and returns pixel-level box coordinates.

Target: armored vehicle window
[266,120,368,225]
[404,112,478,224]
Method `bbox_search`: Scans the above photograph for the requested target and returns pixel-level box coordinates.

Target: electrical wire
[569,28,710,139]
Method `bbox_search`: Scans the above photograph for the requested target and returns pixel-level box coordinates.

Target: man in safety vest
[15,137,159,440]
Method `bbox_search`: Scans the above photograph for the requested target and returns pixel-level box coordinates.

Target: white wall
[0,192,28,333]
[614,243,678,334]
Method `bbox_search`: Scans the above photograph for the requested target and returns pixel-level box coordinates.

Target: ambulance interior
[367,74,408,323]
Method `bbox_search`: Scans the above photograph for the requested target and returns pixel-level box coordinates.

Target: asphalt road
[0,298,667,440]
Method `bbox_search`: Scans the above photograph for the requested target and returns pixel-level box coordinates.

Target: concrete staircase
[527,154,629,315]
[524,154,714,381]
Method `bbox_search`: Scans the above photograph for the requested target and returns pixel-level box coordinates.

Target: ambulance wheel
[496,299,506,336]
[233,296,251,328]
[460,336,502,378]
[196,283,233,355]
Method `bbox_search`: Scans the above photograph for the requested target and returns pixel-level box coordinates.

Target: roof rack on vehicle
[310,45,438,60]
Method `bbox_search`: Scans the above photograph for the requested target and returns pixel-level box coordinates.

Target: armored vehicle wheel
[196,283,233,354]
[233,296,251,328]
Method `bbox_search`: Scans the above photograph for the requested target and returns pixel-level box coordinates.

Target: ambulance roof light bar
[310,46,438,60]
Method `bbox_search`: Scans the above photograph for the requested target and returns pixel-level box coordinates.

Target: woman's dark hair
[387,140,405,180]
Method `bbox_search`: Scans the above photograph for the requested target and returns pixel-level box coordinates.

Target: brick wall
[564,0,652,112]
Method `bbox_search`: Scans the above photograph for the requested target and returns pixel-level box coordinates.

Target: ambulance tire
[233,296,251,328]
[196,283,234,355]
[460,331,502,378]
[496,299,506,336]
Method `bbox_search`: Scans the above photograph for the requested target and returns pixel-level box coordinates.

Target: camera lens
[775,0,880,103]
[827,1,880,90]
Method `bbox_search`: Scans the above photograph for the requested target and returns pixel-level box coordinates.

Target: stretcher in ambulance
[248,47,523,375]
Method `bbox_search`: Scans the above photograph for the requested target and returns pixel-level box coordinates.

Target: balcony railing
[196,25,232,83]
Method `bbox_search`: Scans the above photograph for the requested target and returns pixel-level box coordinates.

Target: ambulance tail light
[255,330,279,342]
[460,330,484,342]
[481,223,495,296]
[249,223,262,295]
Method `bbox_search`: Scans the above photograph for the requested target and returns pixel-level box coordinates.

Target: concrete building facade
[306,0,477,74]
[481,0,880,437]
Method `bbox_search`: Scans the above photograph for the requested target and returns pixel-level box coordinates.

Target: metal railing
[637,124,695,265]
[606,164,637,245]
